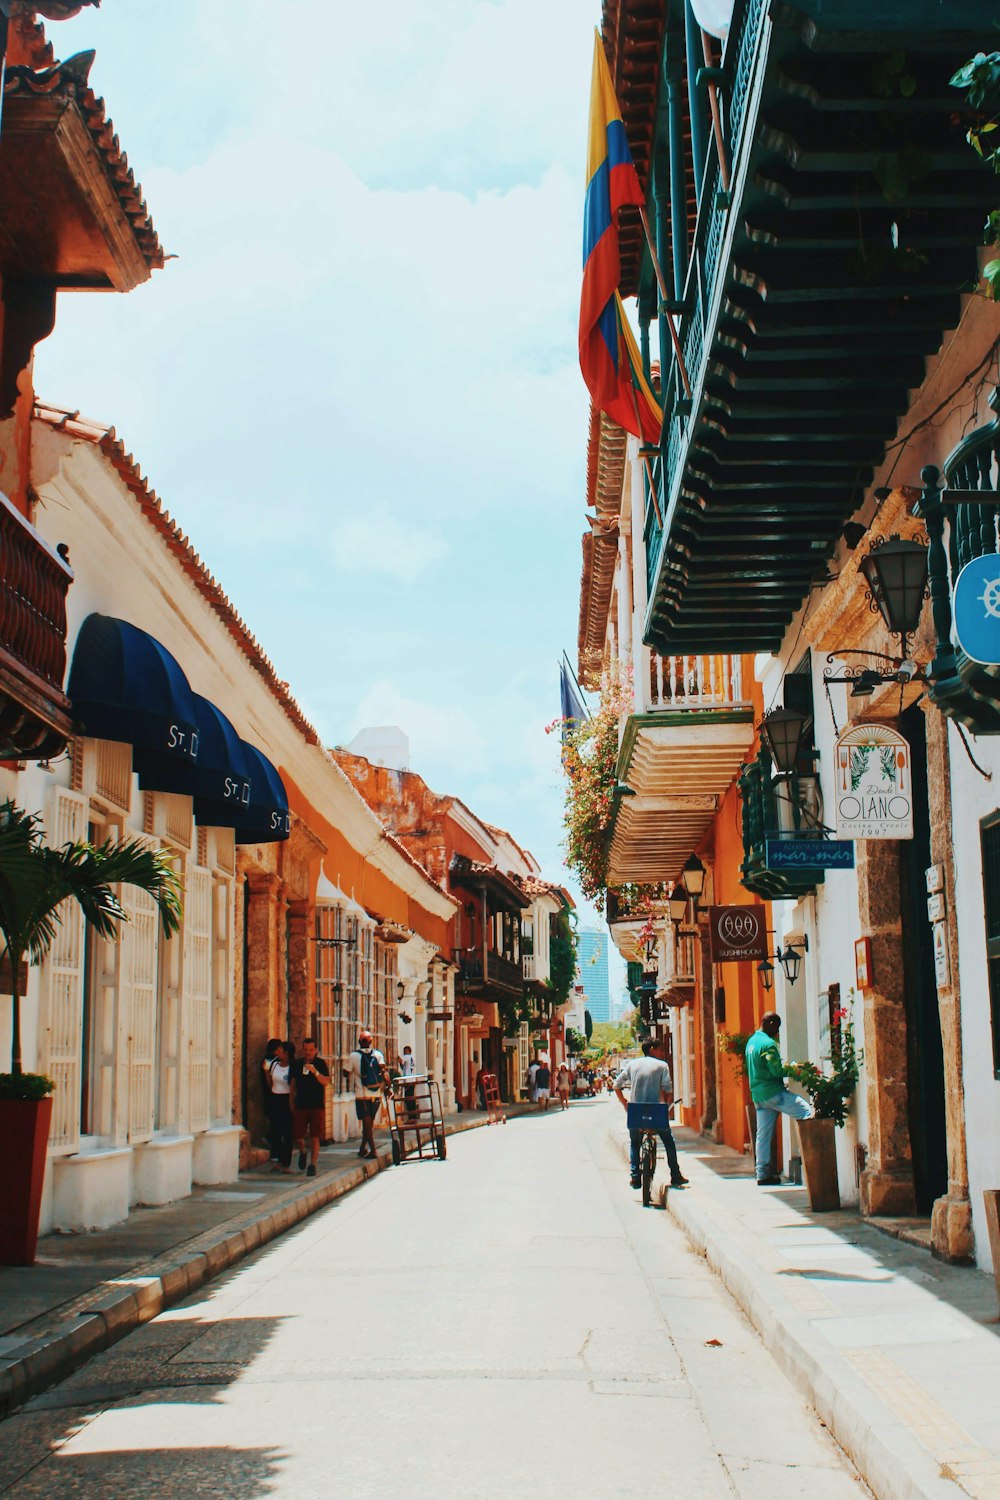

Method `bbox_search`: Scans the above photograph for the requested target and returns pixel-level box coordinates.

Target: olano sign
[834,724,912,840]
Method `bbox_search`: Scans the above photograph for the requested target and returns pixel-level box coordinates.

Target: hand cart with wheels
[387,1073,447,1164]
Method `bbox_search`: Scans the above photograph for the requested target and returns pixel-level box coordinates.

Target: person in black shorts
[290,1037,330,1177]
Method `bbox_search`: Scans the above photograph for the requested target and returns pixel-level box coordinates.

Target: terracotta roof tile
[3,45,163,271]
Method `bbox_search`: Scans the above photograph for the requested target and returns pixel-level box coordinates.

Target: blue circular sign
[954,554,1000,666]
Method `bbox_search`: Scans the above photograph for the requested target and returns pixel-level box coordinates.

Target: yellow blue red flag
[579,31,662,443]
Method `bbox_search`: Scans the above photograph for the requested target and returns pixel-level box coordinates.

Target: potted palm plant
[786,1004,862,1212]
[0,800,182,1264]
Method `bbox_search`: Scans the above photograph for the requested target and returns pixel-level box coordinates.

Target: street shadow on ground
[1,1442,285,1498]
[0,1309,287,1494]
[673,1130,1000,1337]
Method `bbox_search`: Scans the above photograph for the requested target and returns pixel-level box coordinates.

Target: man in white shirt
[614,1038,688,1191]
[343,1029,387,1160]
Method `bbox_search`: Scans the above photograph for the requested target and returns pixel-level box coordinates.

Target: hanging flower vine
[546,670,632,911]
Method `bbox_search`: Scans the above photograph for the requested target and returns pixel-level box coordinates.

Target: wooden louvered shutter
[185,864,213,1133]
[39,788,88,1153]
[122,871,159,1145]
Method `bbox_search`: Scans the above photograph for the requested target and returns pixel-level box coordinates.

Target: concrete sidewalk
[0,1106,521,1419]
[661,1128,1000,1500]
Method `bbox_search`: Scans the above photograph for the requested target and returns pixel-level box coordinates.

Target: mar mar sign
[834,723,913,840]
[708,905,768,964]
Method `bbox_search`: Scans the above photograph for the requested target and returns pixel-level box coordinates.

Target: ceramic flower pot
[797,1116,840,1212]
[0,1096,53,1264]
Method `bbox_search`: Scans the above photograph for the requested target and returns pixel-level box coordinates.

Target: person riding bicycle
[614,1038,689,1191]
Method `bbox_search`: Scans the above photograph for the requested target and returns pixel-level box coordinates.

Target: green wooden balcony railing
[738,749,823,901]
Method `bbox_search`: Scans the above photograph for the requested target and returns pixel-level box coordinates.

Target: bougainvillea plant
[546,671,631,911]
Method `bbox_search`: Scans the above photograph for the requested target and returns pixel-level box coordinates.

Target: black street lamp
[778,935,808,985]
[757,957,775,992]
[680,853,706,903]
[758,706,812,777]
[859,535,929,651]
[667,888,687,925]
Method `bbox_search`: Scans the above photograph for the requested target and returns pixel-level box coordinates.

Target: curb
[605,1127,957,1500]
[0,1109,507,1421]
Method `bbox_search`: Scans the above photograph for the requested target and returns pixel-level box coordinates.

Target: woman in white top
[267,1043,294,1173]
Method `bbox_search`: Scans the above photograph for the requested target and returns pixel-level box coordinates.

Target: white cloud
[35,0,599,900]
[335,507,448,580]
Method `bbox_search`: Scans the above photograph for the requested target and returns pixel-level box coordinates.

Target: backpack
[359,1048,382,1089]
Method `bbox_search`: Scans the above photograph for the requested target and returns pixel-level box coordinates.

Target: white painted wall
[947,721,1000,1271]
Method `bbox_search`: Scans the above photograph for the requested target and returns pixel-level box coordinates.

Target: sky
[36,0,627,1000]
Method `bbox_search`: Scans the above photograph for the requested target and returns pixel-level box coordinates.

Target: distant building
[577,930,611,1024]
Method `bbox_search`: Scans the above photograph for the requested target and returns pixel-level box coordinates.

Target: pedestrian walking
[268,1041,294,1174]
[344,1028,386,1160]
[535,1059,551,1110]
[401,1043,417,1119]
[261,1037,281,1160]
[614,1039,688,1190]
[745,1012,813,1185]
[290,1037,330,1178]
[526,1056,540,1103]
[555,1061,571,1110]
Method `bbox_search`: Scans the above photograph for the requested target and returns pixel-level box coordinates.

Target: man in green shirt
[745,1013,813,1185]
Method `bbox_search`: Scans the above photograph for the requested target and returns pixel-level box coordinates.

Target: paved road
[1,1101,867,1499]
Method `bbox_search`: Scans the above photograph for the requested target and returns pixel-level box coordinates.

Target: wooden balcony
[0,491,73,758]
[634,0,992,655]
[457,950,524,999]
[608,653,755,885]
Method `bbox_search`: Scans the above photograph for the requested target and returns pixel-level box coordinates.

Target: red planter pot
[0,1096,53,1264]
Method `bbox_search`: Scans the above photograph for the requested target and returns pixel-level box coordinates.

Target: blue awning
[67,614,199,776]
[189,697,251,820]
[232,742,289,844]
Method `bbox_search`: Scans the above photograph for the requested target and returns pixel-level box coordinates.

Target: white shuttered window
[39,788,88,1153]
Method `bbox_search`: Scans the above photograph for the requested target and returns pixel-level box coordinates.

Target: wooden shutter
[211,872,234,1125]
[39,788,88,1154]
[122,872,159,1144]
[185,864,213,1133]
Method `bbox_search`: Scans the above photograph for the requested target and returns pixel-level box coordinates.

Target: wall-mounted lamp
[824,534,929,696]
[680,854,705,904]
[758,706,812,777]
[756,934,809,991]
[667,888,688,925]
[396,979,406,1002]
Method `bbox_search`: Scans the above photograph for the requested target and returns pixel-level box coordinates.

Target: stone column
[856,841,917,1217]
[244,871,284,1147]
[924,706,974,1262]
[286,900,312,1045]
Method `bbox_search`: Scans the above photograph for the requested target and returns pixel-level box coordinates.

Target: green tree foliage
[951,49,1000,299]
[548,908,578,1008]
[0,801,182,1078]
[566,1027,589,1056]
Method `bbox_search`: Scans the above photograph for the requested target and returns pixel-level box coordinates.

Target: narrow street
[2,1105,865,1499]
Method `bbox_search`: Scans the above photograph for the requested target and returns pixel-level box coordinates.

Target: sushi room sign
[834,724,913,841]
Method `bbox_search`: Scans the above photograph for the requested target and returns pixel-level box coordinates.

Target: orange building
[577,404,772,1156]
[333,746,574,1107]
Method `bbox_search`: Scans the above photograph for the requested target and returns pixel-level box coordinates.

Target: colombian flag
[579,31,662,444]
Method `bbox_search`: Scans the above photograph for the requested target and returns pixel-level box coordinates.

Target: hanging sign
[765,839,855,871]
[834,723,913,840]
[708,905,768,964]
[953,554,1000,666]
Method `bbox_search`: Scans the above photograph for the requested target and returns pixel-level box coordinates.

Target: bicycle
[627,1100,671,1207]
